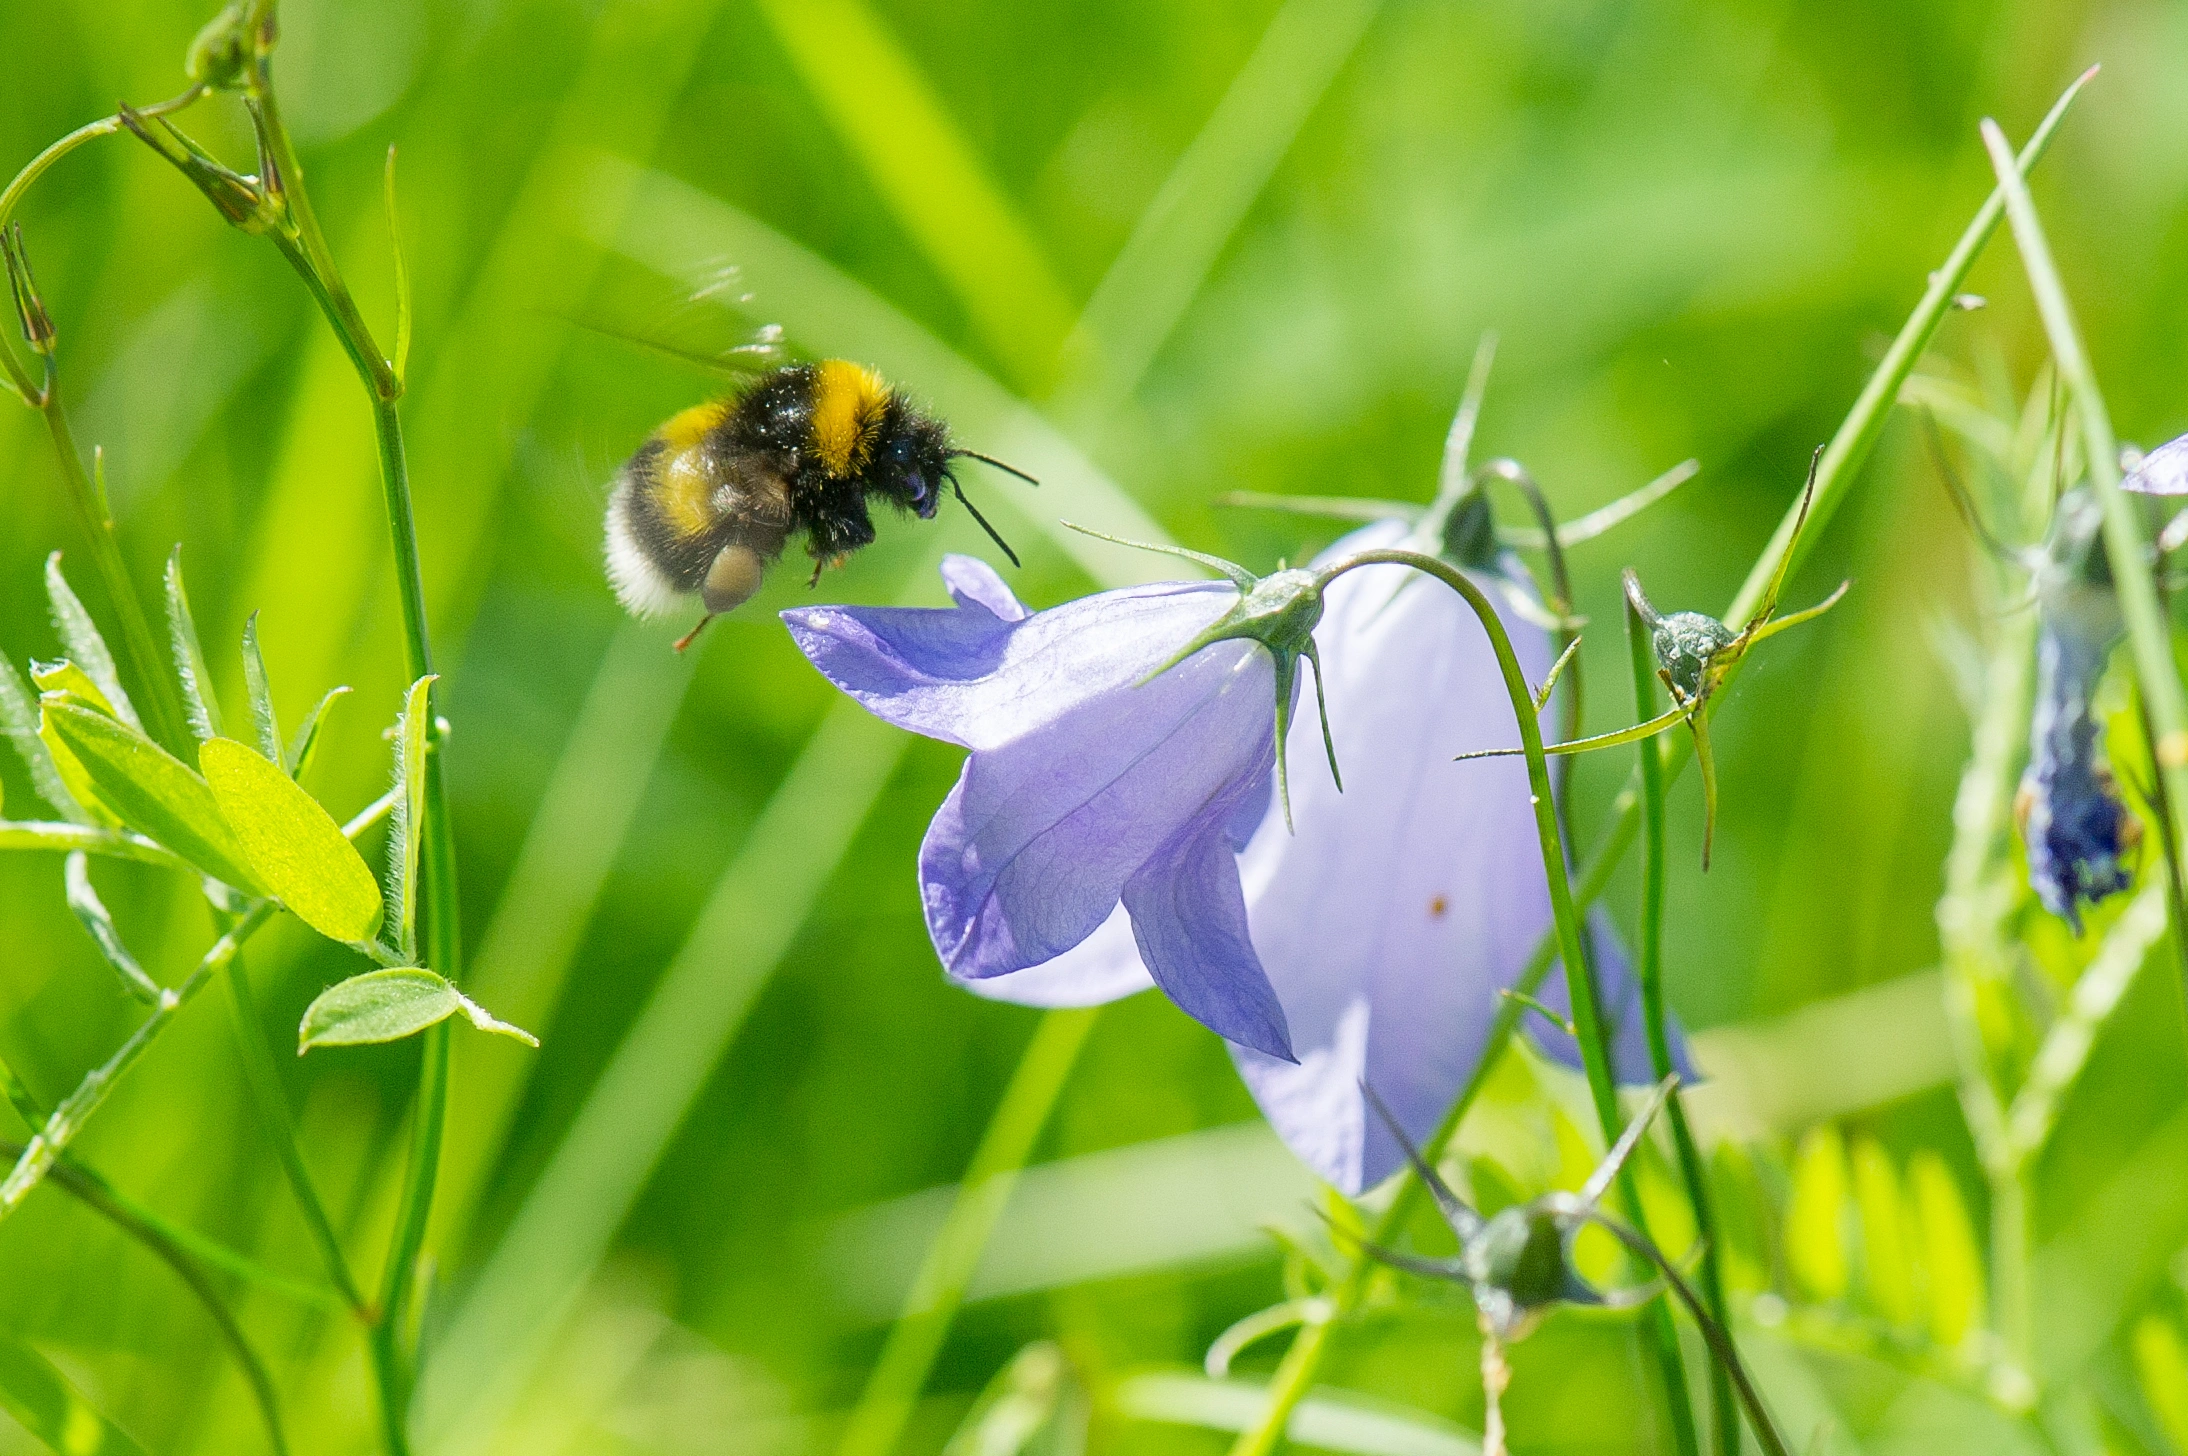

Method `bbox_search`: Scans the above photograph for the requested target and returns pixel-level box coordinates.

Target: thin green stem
[1630,600,1737,1456]
[5,1145,291,1455]
[1223,78,2095,1449]
[36,382,192,754]
[0,904,274,1217]
[835,1006,1101,1456]
[219,943,368,1318]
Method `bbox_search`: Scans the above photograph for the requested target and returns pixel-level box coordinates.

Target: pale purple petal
[940,553,1028,621]
[1124,804,1293,1061]
[919,638,1274,978]
[1529,911,1697,1083]
[954,903,1154,1006]
[2124,432,2188,496]
[784,580,1232,751]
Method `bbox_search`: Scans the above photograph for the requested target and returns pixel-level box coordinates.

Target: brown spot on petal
[1429,895,1448,919]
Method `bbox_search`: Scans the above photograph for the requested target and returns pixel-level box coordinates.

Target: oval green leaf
[299,968,537,1054]
[41,700,264,893]
[202,737,383,944]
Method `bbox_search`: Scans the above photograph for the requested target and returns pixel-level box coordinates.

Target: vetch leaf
[1787,1124,1850,1303]
[298,968,536,1054]
[389,675,435,961]
[0,655,82,822]
[202,737,382,945]
[240,612,282,765]
[1849,1138,1916,1328]
[285,686,349,779]
[31,661,120,718]
[0,1327,151,1455]
[164,545,223,744]
[42,699,263,892]
[44,552,139,731]
[1907,1151,1984,1348]
[34,681,123,831]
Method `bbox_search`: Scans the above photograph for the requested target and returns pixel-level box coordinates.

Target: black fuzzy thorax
[706,364,953,562]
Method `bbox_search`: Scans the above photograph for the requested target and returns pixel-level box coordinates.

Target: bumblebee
[604,358,1034,649]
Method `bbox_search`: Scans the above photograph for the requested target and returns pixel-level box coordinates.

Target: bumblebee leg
[672,614,714,653]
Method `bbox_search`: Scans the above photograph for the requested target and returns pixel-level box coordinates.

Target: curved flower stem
[834,1006,1100,1456]
[3,1142,291,1455]
[1309,548,1699,1454]
[1629,599,1737,1455]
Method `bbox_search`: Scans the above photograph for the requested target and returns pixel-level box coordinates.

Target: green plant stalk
[0,903,274,1216]
[1225,75,2093,1450]
[835,1006,1100,1456]
[1227,547,1694,1456]
[1978,114,2188,956]
[1629,599,1737,1456]
[233,30,460,1450]
[218,943,368,1316]
[1,1142,291,1455]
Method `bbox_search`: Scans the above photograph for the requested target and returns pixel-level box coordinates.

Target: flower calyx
[185,2,270,92]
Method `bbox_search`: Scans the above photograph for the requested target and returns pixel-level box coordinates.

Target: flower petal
[953,903,1155,1007]
[920,640,1274,978]
[785,578,1232,751]
[1527,910,1696,1083]
[1124,807,1293,1061]
[940,553,1028,621]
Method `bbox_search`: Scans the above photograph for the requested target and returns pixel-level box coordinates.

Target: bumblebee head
[871,404,955,520]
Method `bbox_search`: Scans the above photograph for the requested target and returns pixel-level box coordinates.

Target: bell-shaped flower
[930,523,1679,1195]
[782,556,1299,1060]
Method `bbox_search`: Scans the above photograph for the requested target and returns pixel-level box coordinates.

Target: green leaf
[31,662,119,719]
[1849,1137,1916,1328]
[44,553,139,732]
[41,700,263,893]
[298,968,536,1054]
[389,675,435,961]
[1112,1371,1476,1456]
[0,822,188,869]
[0,655,83,823]
[1906,1151,1983,1349]
[0,1327,151,1455]
[2133,1314,2188,1454]
[240,612,281,765]
[33,680,122,831]
[285,686,349,780]
[0,1050,42,1131]
[1787,1124,1850,1303]
[201,737,382,945]
[163,545,223,744]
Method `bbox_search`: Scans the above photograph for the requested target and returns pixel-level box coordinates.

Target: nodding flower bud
[1622,572,1736,703]
[2019,493,2137,933]
[185,2,258,90]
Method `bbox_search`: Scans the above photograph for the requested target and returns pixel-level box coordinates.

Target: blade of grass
[753,0,1076,391]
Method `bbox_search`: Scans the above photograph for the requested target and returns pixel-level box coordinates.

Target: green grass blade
[162,545,222,744]
[753,0,1076,391]
[0,1329,151,1456]
[44,552,139,732]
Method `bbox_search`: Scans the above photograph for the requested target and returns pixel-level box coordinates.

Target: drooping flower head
[783,556,1303,1059]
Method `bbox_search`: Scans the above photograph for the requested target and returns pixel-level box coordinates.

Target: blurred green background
[2,0,2187,1452]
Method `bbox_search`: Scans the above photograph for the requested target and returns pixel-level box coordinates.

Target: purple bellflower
[789,525,1680,1195]
[783,555,1299,1060]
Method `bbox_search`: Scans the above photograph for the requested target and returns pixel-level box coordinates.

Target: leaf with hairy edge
[164,546,223,744]
[44,553,139,731]
[0,1328,151,1455]
[0,656,82,822]
[202,738,382,944]
[32,672,123,830]
[240,613,282,764]
[298,968,536,1054]
[285,686,349,780]
[389,675,435,961]
[42,700,264,893]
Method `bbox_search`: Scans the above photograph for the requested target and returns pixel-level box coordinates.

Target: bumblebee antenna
[949,450,1041,487]
[947,473,1023,567]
